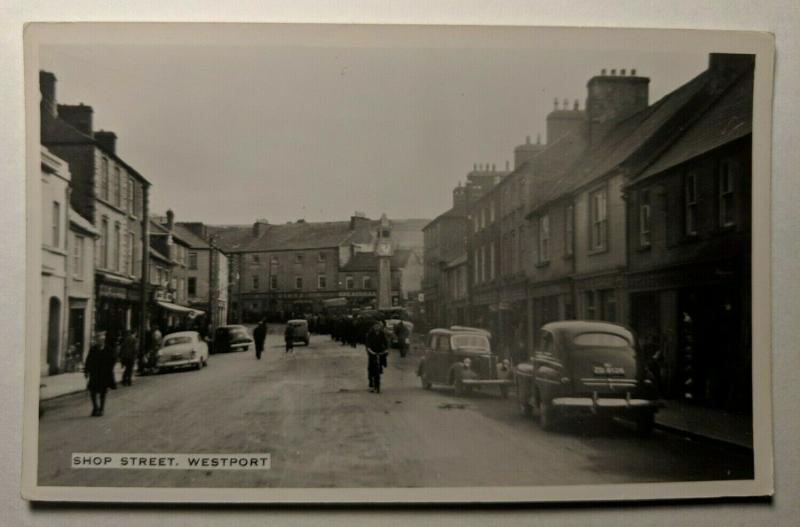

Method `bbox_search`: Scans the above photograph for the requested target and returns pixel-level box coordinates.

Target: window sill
[587,247,609,256]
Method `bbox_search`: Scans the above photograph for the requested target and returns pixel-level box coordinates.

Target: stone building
[67,206,98,367]
[40,71,151,347]
[623,54,754,412]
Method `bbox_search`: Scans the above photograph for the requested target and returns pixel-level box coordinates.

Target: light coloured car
[156,331,209,372]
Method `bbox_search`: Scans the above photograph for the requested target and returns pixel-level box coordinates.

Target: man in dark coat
[394,321,410,358]
[284,323,295,354]
[253,320,267,360]
[85,331,117,417]
[120,330,137,386]
[365,321,389,393]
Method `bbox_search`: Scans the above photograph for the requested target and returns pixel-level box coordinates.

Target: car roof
[287,319,308,324]
[541,320,633,339]
[428,328,489,338]
[449,325,491,336]
[217,325,245,330]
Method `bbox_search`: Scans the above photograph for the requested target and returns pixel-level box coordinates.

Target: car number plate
[593,365,625,376]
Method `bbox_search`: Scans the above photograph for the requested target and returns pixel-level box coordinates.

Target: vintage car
[155,331,209,372]
[286,319,310,346]
[514,321,662,433]
[210,324,252,354]
[417,328,513,397]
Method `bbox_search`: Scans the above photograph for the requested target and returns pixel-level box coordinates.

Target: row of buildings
[208,214,427,323]
[423,54,754,412]
[39,71,230,377]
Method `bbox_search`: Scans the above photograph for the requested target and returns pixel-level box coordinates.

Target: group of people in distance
[251,320,297,360]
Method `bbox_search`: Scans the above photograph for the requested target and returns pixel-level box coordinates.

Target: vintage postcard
[22,23,774,503]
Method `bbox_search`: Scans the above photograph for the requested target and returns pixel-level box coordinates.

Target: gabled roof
[634,67,753,182]
[340,249,415,272]
[149,220,191,247]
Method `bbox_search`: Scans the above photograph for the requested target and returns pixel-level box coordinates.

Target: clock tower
[375,213,393,309]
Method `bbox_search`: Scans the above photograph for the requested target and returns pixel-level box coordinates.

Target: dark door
[47,297,61,375]
[67,307,85,370]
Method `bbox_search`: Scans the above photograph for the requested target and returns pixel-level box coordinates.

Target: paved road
[38,330,753,488]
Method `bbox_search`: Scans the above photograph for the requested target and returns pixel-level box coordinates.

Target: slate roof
[424,207,466,231]
[170,224,212,249]
[340,249,415,272]
[68,207,97,236]
[634,67,753,181]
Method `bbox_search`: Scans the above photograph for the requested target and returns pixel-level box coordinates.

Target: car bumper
[157,358,200,369]
[551,396,662,414]
[229,343,249,351]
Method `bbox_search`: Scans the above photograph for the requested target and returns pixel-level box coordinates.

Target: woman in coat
[84,331,117,417]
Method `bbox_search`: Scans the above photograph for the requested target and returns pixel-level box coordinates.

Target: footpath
[40,364,124,401]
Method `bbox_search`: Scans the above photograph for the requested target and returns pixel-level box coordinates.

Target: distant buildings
[210,214,427,322]
[423,55,755,413]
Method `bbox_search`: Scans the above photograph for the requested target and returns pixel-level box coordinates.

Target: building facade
[67,206,98,367]
[40,147,71,375]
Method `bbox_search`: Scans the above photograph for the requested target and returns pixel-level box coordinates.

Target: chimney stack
[95,130,117,155]
[57,103,94,136]
[39,71,57,118]
[166,209,175,231]
[586,67,649,144]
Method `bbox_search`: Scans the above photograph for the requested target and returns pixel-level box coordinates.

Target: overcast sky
[40,29,708,225]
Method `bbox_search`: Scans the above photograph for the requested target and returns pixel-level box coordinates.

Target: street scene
[39,326,752,487]
[32,26,757,492]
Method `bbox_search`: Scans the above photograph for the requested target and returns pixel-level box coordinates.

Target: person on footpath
[84,331,117,417]
[284,322,295,354]
[365,320,389,393]
[253,319,267,360]
[394,320,410,358]
[120,329,137,386]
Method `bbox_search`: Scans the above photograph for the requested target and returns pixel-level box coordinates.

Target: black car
[210,325,253,354]
[514,320,662,433]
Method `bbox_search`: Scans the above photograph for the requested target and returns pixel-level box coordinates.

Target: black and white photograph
[21,23,774,503]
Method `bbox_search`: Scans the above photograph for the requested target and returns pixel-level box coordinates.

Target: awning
[157,301,205,316]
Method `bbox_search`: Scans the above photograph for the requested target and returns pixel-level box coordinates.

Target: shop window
[565,205,574,257]
[585,291,596,320]
[538,214,550,263]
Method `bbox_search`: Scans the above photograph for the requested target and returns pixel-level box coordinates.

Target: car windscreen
[163,336,192,347]
[572,332,630,347]
[451,334,490,352]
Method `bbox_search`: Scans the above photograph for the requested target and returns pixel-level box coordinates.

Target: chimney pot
[166,209,175,231]
[611,69,617,75]
[553,97,559,110]
[95,130,117,155]
[631,68,637,75]
[621,68,627,76]
[573,99,579,111]
[505,160,510,171]
[601,68,607,75]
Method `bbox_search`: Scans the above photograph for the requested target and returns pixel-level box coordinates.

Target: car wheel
[539,399,555,431]
[636,412,655,435]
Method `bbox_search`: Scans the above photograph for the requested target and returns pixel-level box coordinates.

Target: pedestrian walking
[365,321,389,393]
[253,319,267,360]
[394,320,410,358]
[120,329,137,386]
[284,323,295,354]
[84,331,117,417]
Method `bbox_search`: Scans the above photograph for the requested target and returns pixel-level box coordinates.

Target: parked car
[287,319,310,346]
[514,320,662,433]
[417,327,513,397]
[211,325,253,354]
[155,331,209,372]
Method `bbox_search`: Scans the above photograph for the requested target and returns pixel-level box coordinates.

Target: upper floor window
[318,275,327,289]
[639,190,651,248]
[318,252,327,263]
[685,171,698,236]
[565,205,574,257]
[363,276,372,290]
[127,231,135,275]
[100,157,109,201]
[252,254,260,264]
[100,218,109,269]
[72,235,84,279]
[294,253,303,264]
[188,277,197,296]
[295,276,303,289]
[252,275,259,290]
[114,167,122,208]
[51,201,60,247]
[538,214,550,263]
[719,159,736,227]
[189,252,198,270]
[345,276,354,289]
[270,275,278,290]
[114,223,122,272]
[489,201,496,223]
[127,177,134,214]
[270,255,279,266]
[590,188,608,251]
[489,242,496,280]
[473,214,479,233]
[473,248,480,285]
